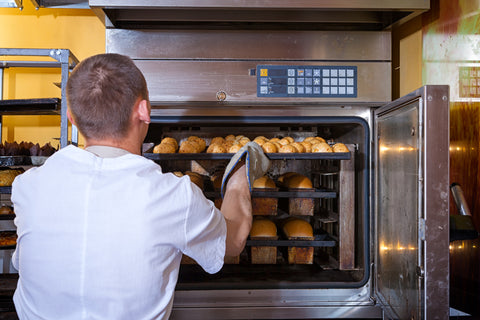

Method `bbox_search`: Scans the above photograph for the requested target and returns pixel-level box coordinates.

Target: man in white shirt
[11,53,265,319]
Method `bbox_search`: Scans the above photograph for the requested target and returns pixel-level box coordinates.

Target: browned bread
[253,176,276,189]
[250,218,277,237]
[283,218,313,238]
[332,143,349,153]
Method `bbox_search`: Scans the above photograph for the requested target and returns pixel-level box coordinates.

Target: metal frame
[0,48,79,148]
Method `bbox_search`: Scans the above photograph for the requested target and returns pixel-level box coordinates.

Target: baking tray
[0,231,16,250]
[205,189,337,199]
[246,234,336,247]
[143,152,351,161]
[0,98,60,115]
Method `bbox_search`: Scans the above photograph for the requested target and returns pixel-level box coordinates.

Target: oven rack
[246,234,335,247]
[143,152,351,161]
[205,189,336,198]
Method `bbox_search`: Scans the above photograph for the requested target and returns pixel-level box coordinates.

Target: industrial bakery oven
[90,1,448,319]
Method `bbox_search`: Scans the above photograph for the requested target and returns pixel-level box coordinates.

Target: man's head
[66,53,149,141]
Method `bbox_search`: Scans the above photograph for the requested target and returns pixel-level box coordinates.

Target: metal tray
[143,152,351,161]
[246,234,336,247]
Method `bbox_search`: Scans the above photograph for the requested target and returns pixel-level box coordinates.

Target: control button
[260,69,268,77]
[313,78,320,85]
[347,78,354,86]
[288,86,295,94]
[331,69,338,77]
[331,87,338,94]
[260,86,269,94]
[323,78,330,86]
[322,87,330,94]
[305,78,313,86]
[305,69,313,77]
[313,69,321,77]
[297,69,305,77]
[313,87,320,94]
[323,69,330,77]
[305,87,312,94]
[297,78,305,86]
[339,69,346,77]
[297,87,305,94]
[288,69,296,77]
[339,87,346,94]
[339,78,346,86]
[347,87,354,94]
[331,78,338,86]
[347,69,354,77]
[260,78,268,85]
[288,78,295,85]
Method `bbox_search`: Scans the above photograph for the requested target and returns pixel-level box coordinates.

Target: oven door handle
[450,183,479,242]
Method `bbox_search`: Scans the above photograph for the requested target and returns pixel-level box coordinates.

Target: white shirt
[11,145,226,320]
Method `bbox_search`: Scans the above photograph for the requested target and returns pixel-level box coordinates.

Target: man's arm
[220,163,252,257]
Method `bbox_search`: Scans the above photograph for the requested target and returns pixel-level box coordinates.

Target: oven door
[373,85,449,319]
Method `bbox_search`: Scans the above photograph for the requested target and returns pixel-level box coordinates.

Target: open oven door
[373,85,450,319]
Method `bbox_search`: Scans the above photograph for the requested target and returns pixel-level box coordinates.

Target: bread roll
[228,143,242,153]
[207,143,227,153]
[250,218,277,237]
[283,218,313,238]
[160,137,178,151]
[290,142,305,153]
[239,137,251,146]
[210,137,225,145]
[253,137,267,147]
[153,143,176,154]
[253,176,276,189]
[312,142,333,153]
[300,141,312,153]
[225,134,236,141]
[0,169,23,187]
[278,144,296,153]
[332,143,349,153]
[279,138,291,146]
[172,171,184,177]
[269,137,280,143]
[187,136,206,152]
[287,174,313,189]
[261,142,277,153]
[179,140,200,153]
[235,135,245,141]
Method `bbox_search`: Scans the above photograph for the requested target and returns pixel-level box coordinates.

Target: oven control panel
[256,65,357,98]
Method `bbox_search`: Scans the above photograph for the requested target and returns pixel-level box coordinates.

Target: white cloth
[11,145,226,320]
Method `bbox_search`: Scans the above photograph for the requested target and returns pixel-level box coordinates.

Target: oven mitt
[221,141,270,198]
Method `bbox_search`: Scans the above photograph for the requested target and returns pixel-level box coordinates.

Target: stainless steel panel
[106,29,391,61]
[374,85,449,319]
[90,0,428,30]
[172,287,381,319]
[135,60,391,104]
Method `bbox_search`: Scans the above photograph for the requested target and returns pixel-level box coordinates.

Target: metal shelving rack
[0,48,79,148]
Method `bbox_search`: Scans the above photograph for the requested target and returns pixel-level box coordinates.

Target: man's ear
[67,109,77,126]
[136,99,151,124]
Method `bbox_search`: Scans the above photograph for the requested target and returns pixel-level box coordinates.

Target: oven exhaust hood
[88,0,429,30]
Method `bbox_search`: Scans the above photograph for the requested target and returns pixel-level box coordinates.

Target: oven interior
[144,116,369,290]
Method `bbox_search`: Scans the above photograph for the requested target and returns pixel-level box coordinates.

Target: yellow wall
[0,2,105,148]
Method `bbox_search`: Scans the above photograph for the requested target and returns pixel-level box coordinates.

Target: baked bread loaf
[287,174,313,189]
[253,176,276,189]
[228,143,242,153]
[207,143,227,153]
[290,142,305,153]
[300,141,312,153]
[179,140,201,153]
[187,136,206,152]
[277,172,299,186]
[160,137,178,151]
[332,143,349,153]
[210,137,225,145]
[250,218,277,237]
[283,218,313,238]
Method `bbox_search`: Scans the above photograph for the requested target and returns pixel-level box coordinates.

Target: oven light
[380,146,390,153]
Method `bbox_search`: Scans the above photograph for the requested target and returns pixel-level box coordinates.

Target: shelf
[0,98,60,115]
[205,189,337,199]
[0,187,11,194]
[144,152,351,161]
[247,234,336,247]
[0,215,14,221]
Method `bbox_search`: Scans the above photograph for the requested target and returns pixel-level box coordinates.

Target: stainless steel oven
[89,2,449,319]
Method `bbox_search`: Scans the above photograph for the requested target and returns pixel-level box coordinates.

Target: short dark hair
[66,53,149,140]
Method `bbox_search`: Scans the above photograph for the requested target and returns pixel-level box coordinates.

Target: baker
[11,53,269,319]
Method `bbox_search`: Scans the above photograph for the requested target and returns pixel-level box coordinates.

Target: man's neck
[85,138,141,155]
